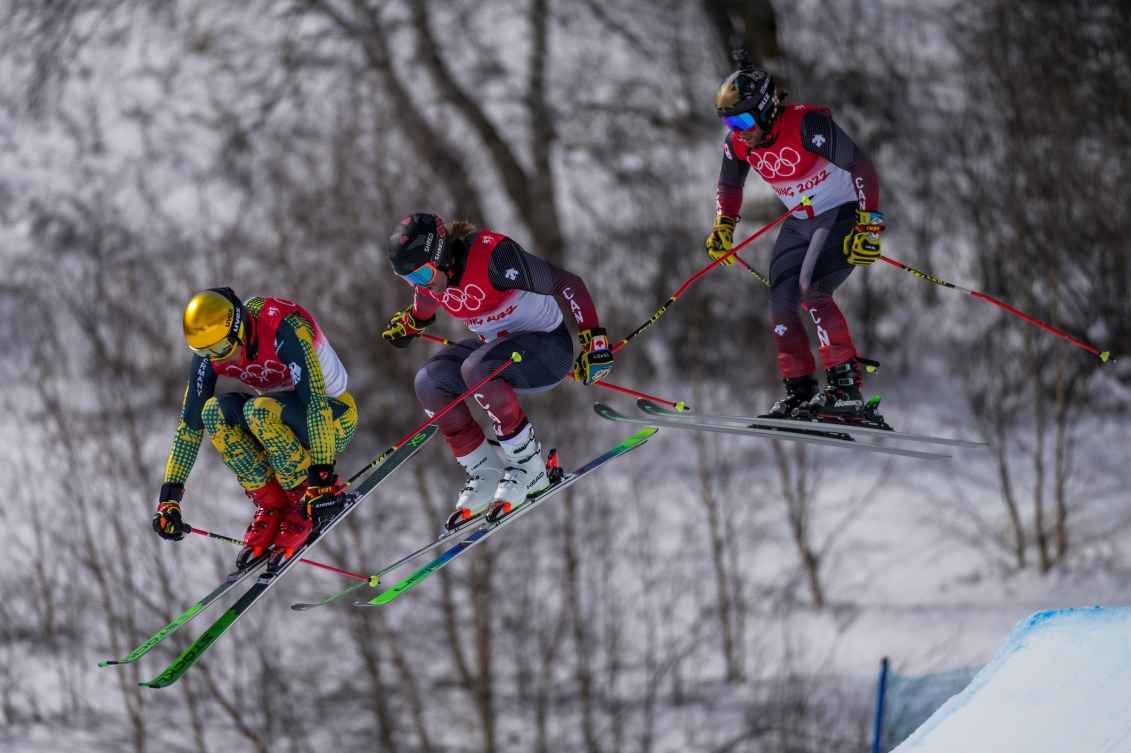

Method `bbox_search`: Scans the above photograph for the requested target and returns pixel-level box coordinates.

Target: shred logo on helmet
[715,49,781,134]
[388,213,452,276]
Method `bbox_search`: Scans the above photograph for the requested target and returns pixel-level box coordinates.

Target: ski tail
[360,428,658,606]
[137,425,438,688]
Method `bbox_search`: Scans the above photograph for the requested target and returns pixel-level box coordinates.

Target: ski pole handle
[879,255,1112,362]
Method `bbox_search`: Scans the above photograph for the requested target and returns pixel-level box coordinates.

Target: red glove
[152,483,190,541]
[303,464,346,520]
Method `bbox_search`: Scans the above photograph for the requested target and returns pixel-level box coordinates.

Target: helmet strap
[446,238,469,287]
[240,309,257,360]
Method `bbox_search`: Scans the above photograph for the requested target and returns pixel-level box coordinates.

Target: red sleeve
[548,264,601,332]
[411,290,442,320]
[714,131,750,217]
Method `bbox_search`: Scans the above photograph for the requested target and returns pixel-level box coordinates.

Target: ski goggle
[191,334,240,360]
[400,262,442,287]
[719,111,764,132]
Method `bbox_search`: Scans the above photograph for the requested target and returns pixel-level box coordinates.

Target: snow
[892,606,1131,753]
[1,1,1128,751]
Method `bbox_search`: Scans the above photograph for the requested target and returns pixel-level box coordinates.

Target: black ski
[137,425,438,688]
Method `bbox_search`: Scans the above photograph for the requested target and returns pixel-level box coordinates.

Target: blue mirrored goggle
[400,262,440,287]
[720,111,763,132]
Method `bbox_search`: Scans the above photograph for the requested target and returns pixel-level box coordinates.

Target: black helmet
[388,213,453,277]
[715,54,778,132]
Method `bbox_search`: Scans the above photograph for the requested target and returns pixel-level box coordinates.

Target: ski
[290,508,489,612]
[595,403,950,460]
[137,425,438,688]
[99,554,270,667]
[637,399,986,448]
[357,428,658,607]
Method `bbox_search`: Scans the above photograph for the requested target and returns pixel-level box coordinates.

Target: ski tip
[98,660,118,667]
[290,603,316,612]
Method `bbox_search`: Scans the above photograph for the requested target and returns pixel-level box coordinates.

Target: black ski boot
[760,375,819,419]
[810,360,891,429]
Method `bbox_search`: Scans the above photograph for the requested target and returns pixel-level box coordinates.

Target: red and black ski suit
[715,103,881,379]
[403,229,602,457]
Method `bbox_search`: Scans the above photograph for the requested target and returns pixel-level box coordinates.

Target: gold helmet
[183,288,246,359]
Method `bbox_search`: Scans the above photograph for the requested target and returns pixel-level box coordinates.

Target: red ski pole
[613,197,810,353]
[419,334,684,408]
[879,255,1112,362]
[343,351,523,486]
[191,528,375,584]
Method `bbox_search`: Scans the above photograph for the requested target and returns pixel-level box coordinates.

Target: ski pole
[613,196,809,353]
[190,528,374,583]
[359,351,523,479]
[879,255,1112,362]
[589,379,687,409]
[298,351,521,508]
[419,334,686,408]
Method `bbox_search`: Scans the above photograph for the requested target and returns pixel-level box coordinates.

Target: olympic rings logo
[442,284,486,312]
[228,360,290,388]
[750,147,801,178]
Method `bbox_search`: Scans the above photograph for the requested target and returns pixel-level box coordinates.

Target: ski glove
[303,464,345,521]
[382,306,436,348]
[573,327,615,385]
[152,483,190,541]
[705,215,738,266]
[843,210,885,266]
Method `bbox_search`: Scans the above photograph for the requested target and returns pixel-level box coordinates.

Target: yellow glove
[705,215,738,266]
[382,306,435,348]
[572,327,614,385]
[843,210,885,266]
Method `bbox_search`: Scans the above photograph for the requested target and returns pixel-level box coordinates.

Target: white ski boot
[445,438,505,530]
[487,422,550,522]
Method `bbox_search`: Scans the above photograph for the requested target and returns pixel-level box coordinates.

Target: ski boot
[809,360,892,430]
[485,422,550,524]
[268,485,313,571]
[445,439,505,531]
[236,478,289,570]
[759,375,819,420]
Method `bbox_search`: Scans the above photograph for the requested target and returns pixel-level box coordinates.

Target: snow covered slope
[893,606,1131,752]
